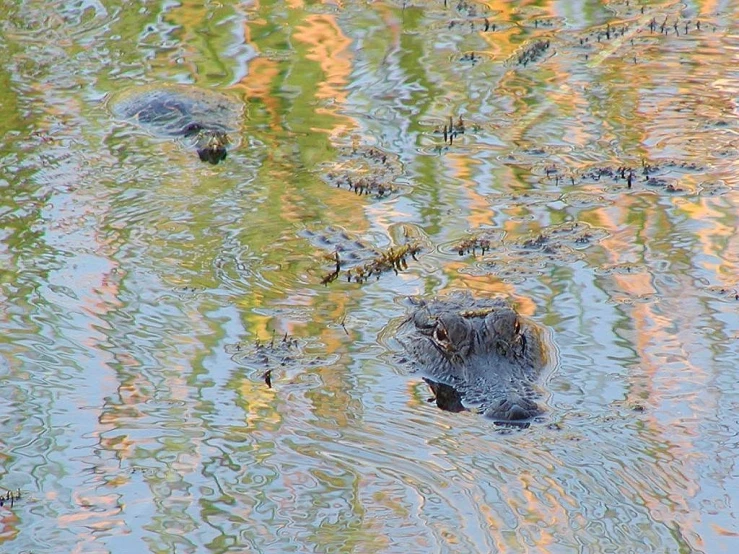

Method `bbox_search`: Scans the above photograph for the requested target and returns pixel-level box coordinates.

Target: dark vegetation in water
[300,227,421,285]
[439,116,465,146]
[453,223,603,259]
[322,145,402,198]
[537,158,703,193]
[0,489,22,508]
[320,243,422,285]
[517,223,601,253]
[516,40,551,66]
[345,243,422,284]
[425,115,477,151]
[328,174,395,197]
[451,223,609,280]
[571,10,718,64]
[705,286,739,302]
[438,0,719,69]
[227,333,326,389]
[456,236,492,256]
[444,0,481,18]
[447,16,497,33]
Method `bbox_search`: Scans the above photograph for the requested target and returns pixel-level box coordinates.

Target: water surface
[1,1,738,552]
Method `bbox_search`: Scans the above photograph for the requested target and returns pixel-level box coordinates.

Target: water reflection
[0,0,737,552]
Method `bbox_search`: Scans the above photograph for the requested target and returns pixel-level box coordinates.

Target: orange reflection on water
[292,14,352,104]
[236,57,284,132]
[678,197,739,281]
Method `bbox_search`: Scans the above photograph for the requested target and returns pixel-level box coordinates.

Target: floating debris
[517,222,605,253]
[305,227,422,286]
[704,285,739,302]
[321,251,342,285]
[0,489,21,508]
[535,157,703,192]
[455,237,492,256]
[227,332,308,389]
[322,144,403,198]
[517,39,551,66]
[343,243,422,284]
[436,115,466,146]
[457,223,610,281]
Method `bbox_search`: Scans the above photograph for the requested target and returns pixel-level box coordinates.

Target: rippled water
[1,1,737,552]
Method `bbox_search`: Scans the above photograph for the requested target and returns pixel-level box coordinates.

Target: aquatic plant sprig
[318,242,422,285]
[0,489,22,508]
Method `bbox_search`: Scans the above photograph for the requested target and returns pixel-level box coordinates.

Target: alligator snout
[484,394,541,422]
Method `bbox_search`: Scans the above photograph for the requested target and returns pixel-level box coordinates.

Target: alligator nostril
[198,146,227,164]
[488,396,540,422]
[507,403,534,421]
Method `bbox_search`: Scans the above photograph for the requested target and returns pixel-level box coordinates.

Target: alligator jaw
[482,393,542,423]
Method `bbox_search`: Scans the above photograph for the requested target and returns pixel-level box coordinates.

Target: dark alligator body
[396,293,552,425]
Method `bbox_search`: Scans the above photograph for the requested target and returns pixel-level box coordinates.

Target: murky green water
[1,1,737,552]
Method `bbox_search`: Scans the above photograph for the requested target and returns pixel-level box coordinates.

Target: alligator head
[396,294,550,424]
[182,123,230,164]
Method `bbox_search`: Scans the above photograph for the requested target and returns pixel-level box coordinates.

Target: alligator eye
[514,318,521,335]
[434,325,449,344]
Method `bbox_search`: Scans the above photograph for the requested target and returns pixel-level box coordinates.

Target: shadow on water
[0,0,737,552]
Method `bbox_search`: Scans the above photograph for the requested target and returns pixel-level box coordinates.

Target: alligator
[109,84,243,164]
[396,293,552,424]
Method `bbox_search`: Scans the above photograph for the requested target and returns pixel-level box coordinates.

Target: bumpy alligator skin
[397,293,550,423]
